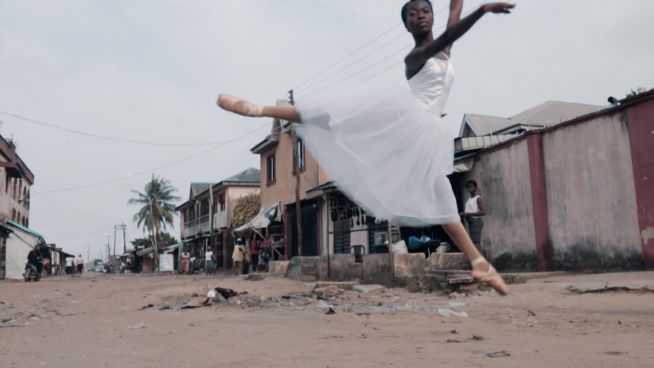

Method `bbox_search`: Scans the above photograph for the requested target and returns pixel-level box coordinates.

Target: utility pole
[289,89,303,257]
[209,184,215,263]
[106,235,111,262]
[114,223,127,254]
[121,223,127,253]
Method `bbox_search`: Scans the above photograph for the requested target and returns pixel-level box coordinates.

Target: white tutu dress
[295,52,459,227]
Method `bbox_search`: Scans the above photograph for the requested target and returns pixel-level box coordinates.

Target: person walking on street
[250,237,259,273]
[205,248,214,274]
[232,239,247,276]
[181,249,191,274]
[76,254,85,275]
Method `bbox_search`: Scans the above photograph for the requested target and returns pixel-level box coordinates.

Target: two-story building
[246,117,400,260]
[1,134,35,279]
[176,168,260,270]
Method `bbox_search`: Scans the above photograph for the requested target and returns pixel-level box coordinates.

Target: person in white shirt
[76,254,85,274]
[461,180,486,254]
[204,249,214,274]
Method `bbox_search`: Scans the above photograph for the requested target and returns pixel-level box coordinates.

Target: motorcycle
[23,263,41,282]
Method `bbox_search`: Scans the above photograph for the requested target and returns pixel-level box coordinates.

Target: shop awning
[6,220,45,240]
[234,202,281,232]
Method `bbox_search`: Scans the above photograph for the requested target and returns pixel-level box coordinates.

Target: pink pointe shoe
[471,257,510,296]
[217,94,263,117]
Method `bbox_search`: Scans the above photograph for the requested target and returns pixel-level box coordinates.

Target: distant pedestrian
[181,249,191,274]
[249,237,259,273]
[205,249,214,274]
[461,180,485,254]
[232,239,247,276]
[76,254,85,275]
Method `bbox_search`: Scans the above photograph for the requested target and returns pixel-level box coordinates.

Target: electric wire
[297,0,487,97]
[291,4,450,91]
[0,109,261,147]
[32,124,269,195]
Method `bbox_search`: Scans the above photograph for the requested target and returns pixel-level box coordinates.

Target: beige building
[1,134,35,279]
[177,168,260,270]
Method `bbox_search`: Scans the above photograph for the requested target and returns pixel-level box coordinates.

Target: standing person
[232,239,247,276]
[461,180,485,254]
[217,0,514,294]
[204,248,214,274]
[249,237,259,273]
[181,248,191,274]
[76,254,85,275]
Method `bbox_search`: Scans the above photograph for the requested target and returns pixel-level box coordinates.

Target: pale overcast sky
[1,0,652,259]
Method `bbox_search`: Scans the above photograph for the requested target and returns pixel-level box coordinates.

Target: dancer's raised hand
[482,2,516,14]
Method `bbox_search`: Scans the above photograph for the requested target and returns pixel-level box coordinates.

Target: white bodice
[408,52,454,116]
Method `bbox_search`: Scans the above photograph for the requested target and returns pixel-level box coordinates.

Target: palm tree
[128,174,180,272]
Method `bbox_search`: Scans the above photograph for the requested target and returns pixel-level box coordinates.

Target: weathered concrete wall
[286,252,468,284]
[268,260,289,275]
[543,112,642,270]
[393,253,426,278]
[285,256,320,281]
[625,97,654,268]
[318,254,363,281]
[464,140,538,270]
[426,253,470,270]
[362,254,393,284]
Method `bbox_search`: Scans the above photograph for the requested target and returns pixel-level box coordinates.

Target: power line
[297,1,487,97]
[300,43,412,97]
[292,4,450,93]
[32,124,269,195]
[0,109,259,147]
[291,23,402,90]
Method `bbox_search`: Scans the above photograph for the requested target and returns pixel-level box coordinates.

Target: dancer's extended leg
[217,94,301,122]
[442,222,509,295]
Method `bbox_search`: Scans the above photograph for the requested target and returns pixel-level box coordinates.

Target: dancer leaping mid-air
[217,0,515,295]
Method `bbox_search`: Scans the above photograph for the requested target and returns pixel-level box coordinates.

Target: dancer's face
[405,0,434,36]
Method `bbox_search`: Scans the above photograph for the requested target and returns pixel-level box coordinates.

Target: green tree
[128,174,180,271]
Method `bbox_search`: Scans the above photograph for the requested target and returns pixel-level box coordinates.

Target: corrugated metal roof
[189,183,212,199]
[222,167,260,183]
[461,100,604,137]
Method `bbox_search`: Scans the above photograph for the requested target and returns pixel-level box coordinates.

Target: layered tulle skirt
[295,81,460,227]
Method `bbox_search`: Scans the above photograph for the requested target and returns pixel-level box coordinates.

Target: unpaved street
[1,272,653,368]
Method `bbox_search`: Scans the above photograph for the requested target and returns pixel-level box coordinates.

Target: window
[294,138,305,173]
[219,193,226,212]
[267,154,276,185]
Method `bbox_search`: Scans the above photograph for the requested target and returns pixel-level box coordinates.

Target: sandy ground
[1,271,653,368]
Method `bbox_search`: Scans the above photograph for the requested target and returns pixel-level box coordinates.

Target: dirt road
[1,271,653,368]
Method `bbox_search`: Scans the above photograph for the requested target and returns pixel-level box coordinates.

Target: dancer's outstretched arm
[443,0,463,56]
[405,2,515,77]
